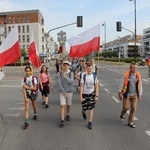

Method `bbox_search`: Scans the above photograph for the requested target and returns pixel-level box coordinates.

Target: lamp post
[102,21,106,51]
[129,0,137,63]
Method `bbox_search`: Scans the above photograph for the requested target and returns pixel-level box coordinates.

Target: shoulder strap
[24,76,27,83]
[83,74,86,84]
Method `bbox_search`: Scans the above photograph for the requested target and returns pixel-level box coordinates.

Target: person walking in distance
[39,65,53,108]
[57,60,74,127]
[146,58,150,77]
[118,63,143,128]
[21,66,38,130]
[80,64,99,129]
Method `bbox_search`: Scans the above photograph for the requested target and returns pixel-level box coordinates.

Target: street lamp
[129,0,137,63]
[102,21,106,51]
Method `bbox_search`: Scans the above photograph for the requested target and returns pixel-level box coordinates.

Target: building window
[8,17,11,24]
[27,45,29,50]
[27,16,30,23]
[18,35,21,42]
[27,25,29,33]
[12,16,15,24]
[42,45,44,51]
[23,45,25,50]
[22,16,25,23]
[27,35,29,42]
[22,26,25,33]
[18,16,21,23]
[8,26,11,32]
[42,37,44,42]
[18,26,21,33]
[23,35,25,43]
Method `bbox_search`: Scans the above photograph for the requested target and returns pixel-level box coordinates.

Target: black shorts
[82,92,95,111]
[27,92,37,101]
[41,85,50,97]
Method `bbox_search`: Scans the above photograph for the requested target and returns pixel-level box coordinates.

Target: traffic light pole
[47,22,77,34]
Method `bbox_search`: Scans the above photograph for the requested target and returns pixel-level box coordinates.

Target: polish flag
[67,24,100,58]
[29,33,41,68]
[0,25,21,68]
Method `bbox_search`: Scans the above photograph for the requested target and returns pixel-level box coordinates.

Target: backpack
[83,73,97,85]
[24,76,38,96]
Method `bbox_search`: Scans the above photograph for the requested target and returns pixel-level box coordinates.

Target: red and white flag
[67,24,100,58]
[0,25,21,68]
[29,33,41,68]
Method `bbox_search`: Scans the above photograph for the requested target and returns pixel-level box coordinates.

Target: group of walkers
[22,58,99,130]
[21,57,143,130]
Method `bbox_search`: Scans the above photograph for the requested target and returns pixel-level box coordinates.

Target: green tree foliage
[21,49,27,57]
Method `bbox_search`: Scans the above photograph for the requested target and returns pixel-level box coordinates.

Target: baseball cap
[63,61,71,65]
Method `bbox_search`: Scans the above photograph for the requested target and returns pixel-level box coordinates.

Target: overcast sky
[0,0,150,46]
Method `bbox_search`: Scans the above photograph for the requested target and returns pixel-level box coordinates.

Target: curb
[0,115,4,145]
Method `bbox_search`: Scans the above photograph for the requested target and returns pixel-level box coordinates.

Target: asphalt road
[0,62,150,150]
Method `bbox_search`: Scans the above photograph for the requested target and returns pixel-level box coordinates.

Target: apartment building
[142,27,150,56]
[102,35,142,58]
[0,9,45,54]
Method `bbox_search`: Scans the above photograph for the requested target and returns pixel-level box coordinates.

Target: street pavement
[0,62,150,150]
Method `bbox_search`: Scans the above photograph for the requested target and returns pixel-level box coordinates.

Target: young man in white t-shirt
[80,64,99,129]
[21,66,38,130]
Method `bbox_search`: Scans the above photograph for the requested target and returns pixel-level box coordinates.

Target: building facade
[0,9,45,54]
[142,27,150,56]
[102,35,142,58]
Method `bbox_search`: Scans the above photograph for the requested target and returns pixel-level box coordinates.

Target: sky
[0,0,150,47]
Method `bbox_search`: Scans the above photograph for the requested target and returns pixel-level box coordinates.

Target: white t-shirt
[81,73,99,94]
[21,76,38,94]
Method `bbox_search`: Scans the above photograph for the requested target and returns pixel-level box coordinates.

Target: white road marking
[112,96,120,103]
[142,79,148,82]
[126,110,138,120]
[9,107,24,110]
[104,88,110,93]
[145,131,150,137]
[99,83,103,87]
[3,113,20,117]
[116,71,120,73]
[16,102,24,105]
[0,85,21,88]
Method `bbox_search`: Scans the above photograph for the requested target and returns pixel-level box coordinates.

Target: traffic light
[116,22,122,32]
[77,16,83,27]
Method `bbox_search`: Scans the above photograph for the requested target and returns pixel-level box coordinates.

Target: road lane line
[104,88,110,93]
[142,79,148,82]
[112,96,120,103]
[3,113,20,117]
[127,110,138,120]
[145,131,150,137]
[0,85,21,88]
[99,83,103,87]
[9,107,24,110]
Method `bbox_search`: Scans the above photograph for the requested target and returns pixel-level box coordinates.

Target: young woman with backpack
[21,66,38,130]
[39,65,53,108]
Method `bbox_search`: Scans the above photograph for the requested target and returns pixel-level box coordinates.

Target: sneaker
[88,122,92,129]
[120,115,125,122]
[60,120,64,127]
[65,115,71,121]
[23,123,29,130]
[45,104,49,108]
[128,123,136,128]
[33,115,37,121]
[82,111,87,120]
[42,101,45,105]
